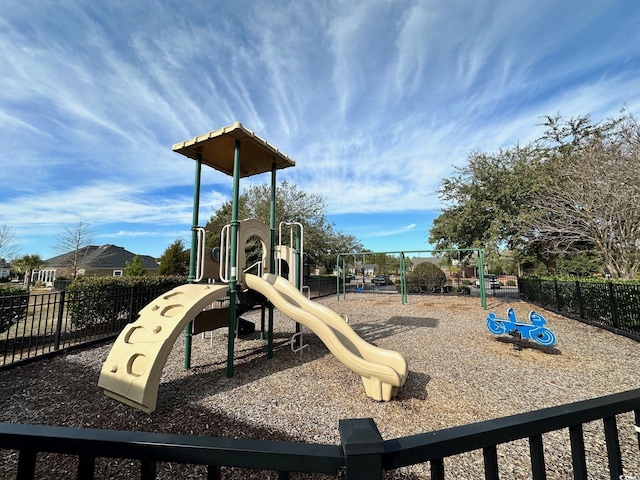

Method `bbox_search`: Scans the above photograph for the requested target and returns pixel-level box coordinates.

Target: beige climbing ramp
[98,283,229,413]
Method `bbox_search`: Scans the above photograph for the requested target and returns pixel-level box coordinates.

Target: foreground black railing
[1,388,639,479]
[519,277,640,340]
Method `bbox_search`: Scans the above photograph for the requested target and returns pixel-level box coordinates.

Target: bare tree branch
[529,115,640,279]
[0,224,19,261]
[55,221,94,279]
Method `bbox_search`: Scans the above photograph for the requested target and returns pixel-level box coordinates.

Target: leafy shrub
[506,279,516,287]
[0,285,27,295]
[406,262,447,293]
[67,276,187,327]
[454,286,471,295]
[0,285,29,333]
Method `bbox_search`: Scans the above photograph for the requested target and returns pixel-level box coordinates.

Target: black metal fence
[304,276,339,298]
[519,277,640,340]
[0,280,337,370]
[0,285,181,370]
[1,388,639,479]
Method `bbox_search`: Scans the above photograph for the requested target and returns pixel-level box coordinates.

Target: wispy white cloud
[2,0,639,258]
[100,229,188,239]
[359,223,418,239]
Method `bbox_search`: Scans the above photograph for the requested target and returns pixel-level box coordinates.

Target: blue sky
[2,1,640,261]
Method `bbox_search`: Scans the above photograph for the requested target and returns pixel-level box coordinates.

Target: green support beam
[184,153,202,369]
[226,140,241,378]
[267,163,276,358]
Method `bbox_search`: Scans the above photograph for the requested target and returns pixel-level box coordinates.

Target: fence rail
[1,388,639,479]
[0,284,184,369]
[0,279,337,370]
[519,277,640,340]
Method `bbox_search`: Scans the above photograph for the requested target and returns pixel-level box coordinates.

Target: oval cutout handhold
[127,354,147,377]
[124,326,146,344]
[163,290,184,300]
[161,304,184,318]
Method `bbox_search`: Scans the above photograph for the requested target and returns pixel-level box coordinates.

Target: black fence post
[635,409,640,450]
[608,282,619,329]
[128,285,137,324]
[53,290,66,351]
[554,279,561,312]
[339,418,384,480]
[537,277,543,302]
[575,281,585,319]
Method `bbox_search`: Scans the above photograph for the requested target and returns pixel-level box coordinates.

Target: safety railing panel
[382,388,640,479]
[1,389,639,479]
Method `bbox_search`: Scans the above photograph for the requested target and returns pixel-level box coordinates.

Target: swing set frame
[335,248,488,308]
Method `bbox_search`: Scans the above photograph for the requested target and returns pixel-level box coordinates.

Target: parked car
[343,273,355,283]
[372,274,393,285]
[476,274,501,289]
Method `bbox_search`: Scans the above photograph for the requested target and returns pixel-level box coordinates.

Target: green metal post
[400,253,407,304]
[478,249,487,309]
[336,255,341,301]
[295,223,302,289]
[184,153,202,370]
[226,140,241,378]
[267,163,276,358]
[294,221,302,348]
[269,163,277,275]
[336,253,346,301]
[341,258,345,300]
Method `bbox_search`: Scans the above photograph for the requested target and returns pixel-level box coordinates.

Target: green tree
[429,143,551,267]
[158,240,190,276]
[429,110,640,278]
[370,253,400,275]
[209,181,362,273]
[527,112,640,279]
[14,254,44,289]
[124,255,147,277]
[406,262,447,293]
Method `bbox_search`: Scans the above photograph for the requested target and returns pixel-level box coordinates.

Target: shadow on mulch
[495,336,561,355]
[396,371,431,401]
[352,317,433,344]
[388,316,439,328]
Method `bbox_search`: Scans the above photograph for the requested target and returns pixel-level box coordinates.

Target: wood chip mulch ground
[1,293,639,479]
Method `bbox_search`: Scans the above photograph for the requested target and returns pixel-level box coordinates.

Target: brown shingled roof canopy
[172,122,295,178]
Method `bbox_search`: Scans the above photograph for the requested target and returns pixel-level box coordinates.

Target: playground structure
[98,123,408,412]
[486,307,557,347]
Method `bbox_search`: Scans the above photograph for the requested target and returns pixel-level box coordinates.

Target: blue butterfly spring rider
[486,307,556,347]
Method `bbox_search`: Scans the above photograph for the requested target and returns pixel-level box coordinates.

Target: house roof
[410,257,441,266]
[44,245,159,270]
[172,122,295,178]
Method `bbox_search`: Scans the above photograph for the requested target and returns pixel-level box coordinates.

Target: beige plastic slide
[98,283,229,413]
[244,273,408,401]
